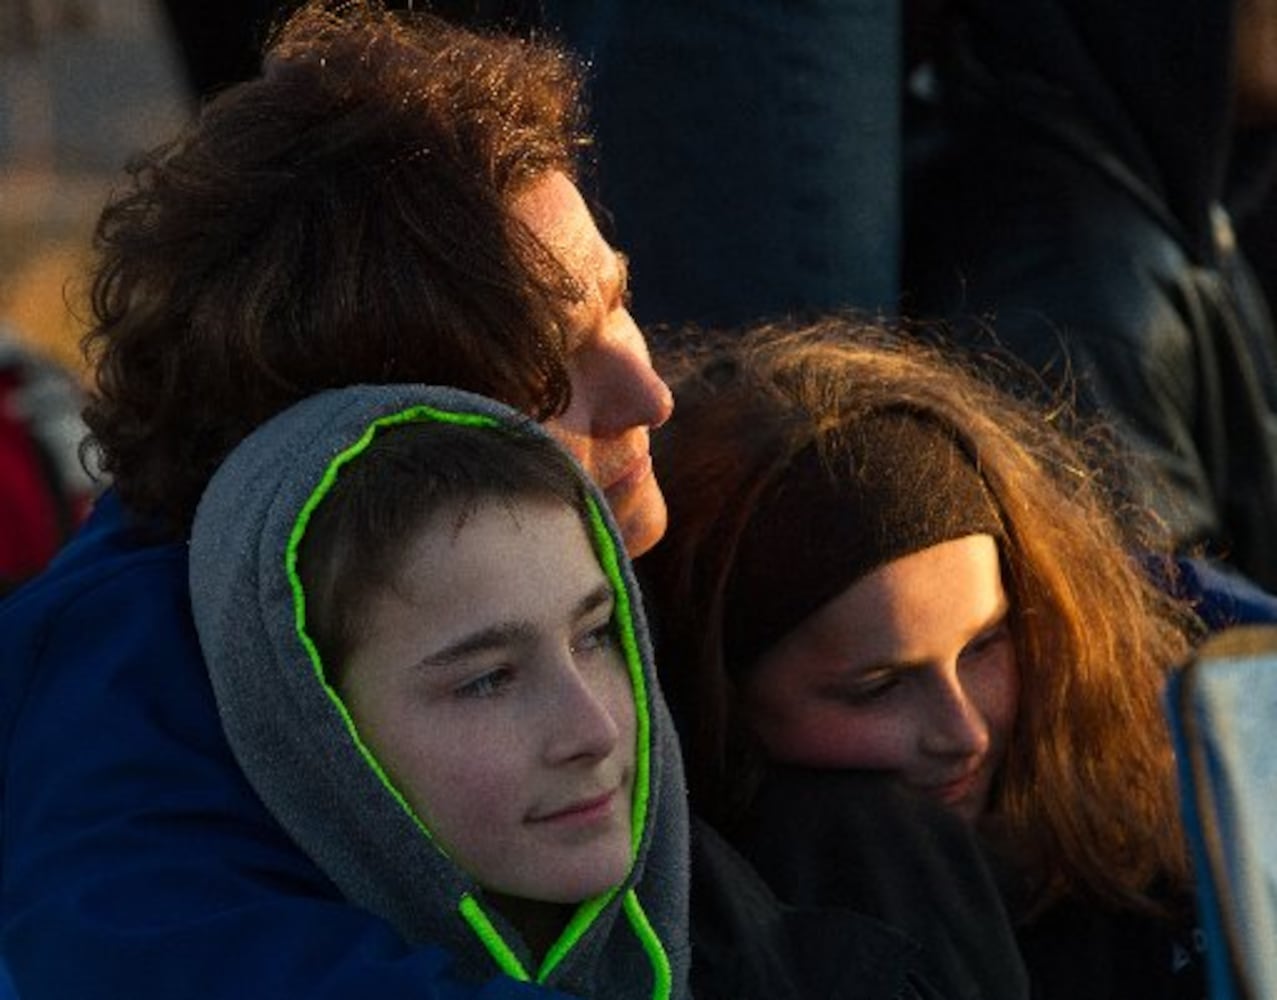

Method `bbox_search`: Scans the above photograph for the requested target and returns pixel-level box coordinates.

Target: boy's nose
[544,662,623,764]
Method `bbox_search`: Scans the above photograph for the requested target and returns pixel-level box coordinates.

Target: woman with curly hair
[0,4,674,996]
[641,318,1207,999]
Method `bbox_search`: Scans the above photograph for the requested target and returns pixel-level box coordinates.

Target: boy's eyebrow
[575,581,615,622]
[419,622,535,668]
[417,581,615,668]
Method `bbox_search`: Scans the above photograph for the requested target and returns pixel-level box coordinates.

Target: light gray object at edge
[1168,624,1277,1000]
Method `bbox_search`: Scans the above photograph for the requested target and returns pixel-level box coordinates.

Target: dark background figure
[900,0,1277,592]
[157,0,282,98]
[1233,169,1277,328]
[1230,11,1277,341]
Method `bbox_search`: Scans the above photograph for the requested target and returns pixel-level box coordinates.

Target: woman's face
[738,534,1019,822]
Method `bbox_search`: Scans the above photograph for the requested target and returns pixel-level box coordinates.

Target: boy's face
[339,497,636,906]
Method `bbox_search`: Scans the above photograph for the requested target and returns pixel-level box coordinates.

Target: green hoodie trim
[537,881,619,981]
[286,405,499,850]
[624,888,673,1000]
[532,497,664,987]
[459,895,532,982]
[285,403,661,984]
[582,493,652,853]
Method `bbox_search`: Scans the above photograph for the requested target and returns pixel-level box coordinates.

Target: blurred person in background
[902,0,1277,594]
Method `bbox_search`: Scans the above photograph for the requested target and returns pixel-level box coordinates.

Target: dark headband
[722,408,1004,676]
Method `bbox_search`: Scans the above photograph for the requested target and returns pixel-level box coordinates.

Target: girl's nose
[920,674,991,760]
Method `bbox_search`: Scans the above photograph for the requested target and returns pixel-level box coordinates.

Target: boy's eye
[454,667,513,700]
[571,620,617,657]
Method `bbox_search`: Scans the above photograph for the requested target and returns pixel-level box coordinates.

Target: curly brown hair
[642,317,1199,918]
[83,0,591,537]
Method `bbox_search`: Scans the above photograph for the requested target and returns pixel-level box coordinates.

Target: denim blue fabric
[1142,556,1277,633]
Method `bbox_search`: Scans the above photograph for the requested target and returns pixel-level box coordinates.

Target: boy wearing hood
[189,385,691,998]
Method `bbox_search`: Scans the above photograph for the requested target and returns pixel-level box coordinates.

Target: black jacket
[729,768,1202,1000]
[717,769,1030,1000]
[1012,894,1205,1000]
[691,819,943,1000]
[903,0,1277,591]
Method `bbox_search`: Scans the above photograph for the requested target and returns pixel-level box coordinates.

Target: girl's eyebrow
[835,597,1012,678]
[967,598,1011,644]
[416,581,614,668]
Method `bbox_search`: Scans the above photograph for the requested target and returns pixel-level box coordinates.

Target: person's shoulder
[1166,555,1277,630]
[0,489,194,683]
[0,491,195,748]
[0,490,186,618]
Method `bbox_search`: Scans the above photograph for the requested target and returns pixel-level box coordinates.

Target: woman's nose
[590,315,673,437]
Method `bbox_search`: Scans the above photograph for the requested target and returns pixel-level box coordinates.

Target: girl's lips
[916,765,983,805]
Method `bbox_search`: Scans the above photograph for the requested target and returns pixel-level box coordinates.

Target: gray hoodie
[189,384,691,999]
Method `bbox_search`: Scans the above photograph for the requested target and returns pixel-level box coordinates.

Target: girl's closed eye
[825,671,902,707]
[962,620,1011,661]
[454,666,514,700]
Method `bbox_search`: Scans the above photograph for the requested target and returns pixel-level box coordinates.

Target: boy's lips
[528,786,620,824]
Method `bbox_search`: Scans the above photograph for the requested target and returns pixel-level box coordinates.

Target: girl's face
[738,534,1019,822]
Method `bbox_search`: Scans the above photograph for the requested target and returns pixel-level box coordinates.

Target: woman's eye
[455,667,513,700]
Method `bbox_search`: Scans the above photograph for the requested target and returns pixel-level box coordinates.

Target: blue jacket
[0,490,575,999]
